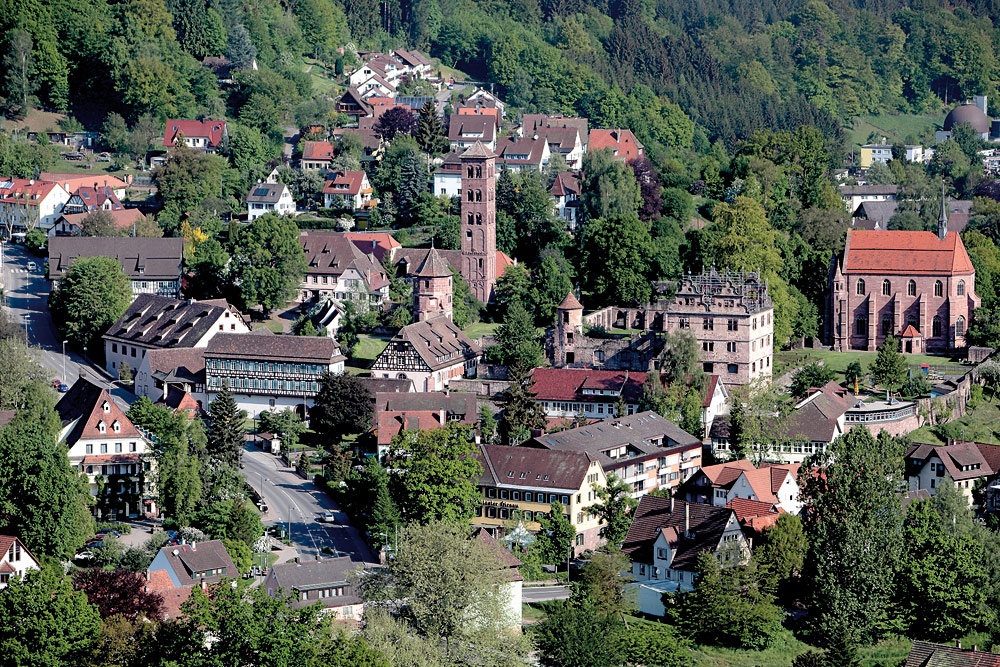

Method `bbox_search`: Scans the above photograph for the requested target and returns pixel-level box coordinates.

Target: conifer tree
[414,102,448,155]
[500,362,545,445]
[206,383,247,468]
[870,335,907,392]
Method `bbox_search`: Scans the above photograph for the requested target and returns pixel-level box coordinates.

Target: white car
[26,261,37,271]
[318,512,336,524]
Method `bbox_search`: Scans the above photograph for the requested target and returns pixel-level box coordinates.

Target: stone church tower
[554,291,584,366]
[460,141,497,303]
[412,246,453,322]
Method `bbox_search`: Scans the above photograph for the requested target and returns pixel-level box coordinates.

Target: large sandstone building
[827,203,980,352]
[549,269,774,384]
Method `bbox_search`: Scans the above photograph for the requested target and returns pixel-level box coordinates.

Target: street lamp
[62,340,67,383]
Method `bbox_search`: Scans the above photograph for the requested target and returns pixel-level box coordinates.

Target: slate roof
[529,368,646,403]
[853,200,898,227]
[843,230,975,275]
[527,411,700,470]
[375,391,477,418]
[449,118,496,144]
[104,295,235,349]
[48,237,183,281]
[839,184,899,196]
[783,389,849,443]
[359,377,413,394]
[522,115,589,141]
[267,557,361,609]
[246,182,288,204]
[205,332,344,363]
[476,443,595,491]
[162,120,227,147]
[905,640,1000,667]
[906,441,996,481]
[152,540,237,587]
[147,347,207,384]
[384,318,481,371]
[622,496,736,570]
[299,231,389,291]
[55,377,143,444]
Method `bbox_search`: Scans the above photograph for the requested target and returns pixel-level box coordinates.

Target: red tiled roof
[589,129,644,161]
[323,171,369,196]
[495,136,547,166]
[557,291,583,310]
[844,230,975,275]
[530,368,647,403]
[57,209,146,232]
[146,569,175,592]
[0,561,14,573]
[702,375,720,408]
[41,173,128,190]
[906,640,1000,667]
[162,120,227,148]
[159,585,195,620]
[726,497,781,521]
[344,232,401,262]
[0,178,61,206]
[163,386,201,414]
[695,459,755,485]
[302,141,334,161]
[375,410,445,445]
[900,324,921,338]
[550,171,580,197]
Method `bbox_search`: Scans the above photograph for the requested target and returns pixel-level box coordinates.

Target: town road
[3,242,133,407]
[240,443,377,565]
[522,585,571,602]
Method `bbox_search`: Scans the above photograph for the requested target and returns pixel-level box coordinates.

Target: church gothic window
[934,281,943,297]
[882,279,891,296]
[958,280,966,296]
[856,314,867,336]
[907,280,916,296]
[475,166,482,178]
[881,315,892,337]
[856,279,865,295]
[933,316,942,337]
[957,316,966,337]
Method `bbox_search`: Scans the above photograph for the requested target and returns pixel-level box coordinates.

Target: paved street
[523,585,571,602]
[241,443,377,565]
[3,242,133,406]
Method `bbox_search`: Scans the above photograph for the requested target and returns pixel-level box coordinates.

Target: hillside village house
[204,331,346,417]
[589,129,644,161]
[529,367,644,420]
[905,441,1000,505]
[370,317,481,391]
[40,173,129,199]
[524,411,702,496]
[0,178,70,233]
[549,171,581,228]
[827,207,980,351]
[859,141,893,168]
[56,378,156,519]
[522,115,589,152]
[49,209,147,237]
[301,141,335,170]
[473,444,607,555]
[265,557,364,622]
[322,171,375,211]
[533,126,584,168]
[494,136,551,173]
[139,347,207,405]
[838,184,898,213]
[372,391,477,457]
[246,182,295,221]
[103,295,248,394]
[162,119,228,152]
[298,231,390,304]
[448,115,497,151]
[48,237,184,298]
[62,184,124,214]
[0,536,39,589]
[433,151,464,198]
[622,496,748,615]
[679,459,803,515]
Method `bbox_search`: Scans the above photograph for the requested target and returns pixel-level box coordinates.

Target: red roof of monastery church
[844,230,974,275]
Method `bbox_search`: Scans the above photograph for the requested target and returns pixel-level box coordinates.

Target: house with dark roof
[0,535,39,589]
[550,171,581,228]
[533,125,583,167]
[48,236,184,298]
[336,88,374,121]
[494,136,550,173]
[103,295,248,394]
[906,440,1000,505]
[372,391,478,456]
[246,182,294,221]
[852,200,898,229]
[298,231,390,305]
[589,129,644,161]
[371,317,481,392]
[204,331,346,417]
[264,557,364,622]
[56,377,156,518]
[301,141,334,170]
[136,347,207,405]
[522,115,589,152]
[524,411,702,497]
[473,443,607,555]
[622,495,747,591]
[162,120,228,152]
[448,115,497,151]
[148,539,237,590]
[838,183,899,212]
[62,184,124,215]
[906,640,1000,666]
[322,171,374,211]
[678,458,802,515]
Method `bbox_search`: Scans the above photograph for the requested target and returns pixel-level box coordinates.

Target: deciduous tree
[593,476,637,547]
[310,372,374,445]
[72,569,165,620]
[49,256,132,350]
[870,335,907,392]
[228,213,308,314]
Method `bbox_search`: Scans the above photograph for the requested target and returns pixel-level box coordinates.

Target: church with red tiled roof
[827,200,980,352]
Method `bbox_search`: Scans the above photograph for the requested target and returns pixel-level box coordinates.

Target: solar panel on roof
[253,187,270,197]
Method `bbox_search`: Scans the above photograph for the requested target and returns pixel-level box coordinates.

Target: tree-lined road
[241,444,377,565]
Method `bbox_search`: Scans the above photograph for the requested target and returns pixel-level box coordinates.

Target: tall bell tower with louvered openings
[459,141,497,303]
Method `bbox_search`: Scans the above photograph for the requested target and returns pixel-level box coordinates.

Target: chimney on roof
[684,503,690,538]
[670,497,674,513]
[957,641,962,649]
[191,541,196,550]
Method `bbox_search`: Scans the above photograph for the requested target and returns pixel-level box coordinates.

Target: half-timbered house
[370,317,480,391]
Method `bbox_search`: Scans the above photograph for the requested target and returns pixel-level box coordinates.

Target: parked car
[318,512,336,524]
[26,261,37,271]
[57,383,69,392]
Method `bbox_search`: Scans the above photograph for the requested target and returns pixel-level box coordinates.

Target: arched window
[882,279,891,296]
[467,213,474,225]
[907,280,916,296]
[932,316,942,337]
[467,190,474,202]
[466,166,474,178]
[958,280,966,296]
[906,315,916,329]
[397,373,407,380]
[475,166,482,178]
[856,314,867,336]
[934,280,943,297]
[475,213,482,225]
[881,315,892,336]
[476,189,482,202]
[856,279,866,295]
[957,316,966,337]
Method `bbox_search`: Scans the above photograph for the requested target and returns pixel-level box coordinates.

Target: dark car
[57,383,69,392]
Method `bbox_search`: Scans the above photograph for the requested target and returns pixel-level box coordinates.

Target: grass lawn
[774,348,966,381]
[253,319,287,334]
[302,58,336,95]
[354,334,390,362]
[908,396,1000,445]
[521,603,547,624]
[463,322,499,339]
[688,631,912,667]
[848,112,941,151]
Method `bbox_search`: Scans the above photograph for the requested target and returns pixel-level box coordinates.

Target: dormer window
[102,401,110,413]
[98,420,107,433]
[112,420,121,433]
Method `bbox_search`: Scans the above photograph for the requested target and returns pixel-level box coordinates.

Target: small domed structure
[944,104,990,134]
